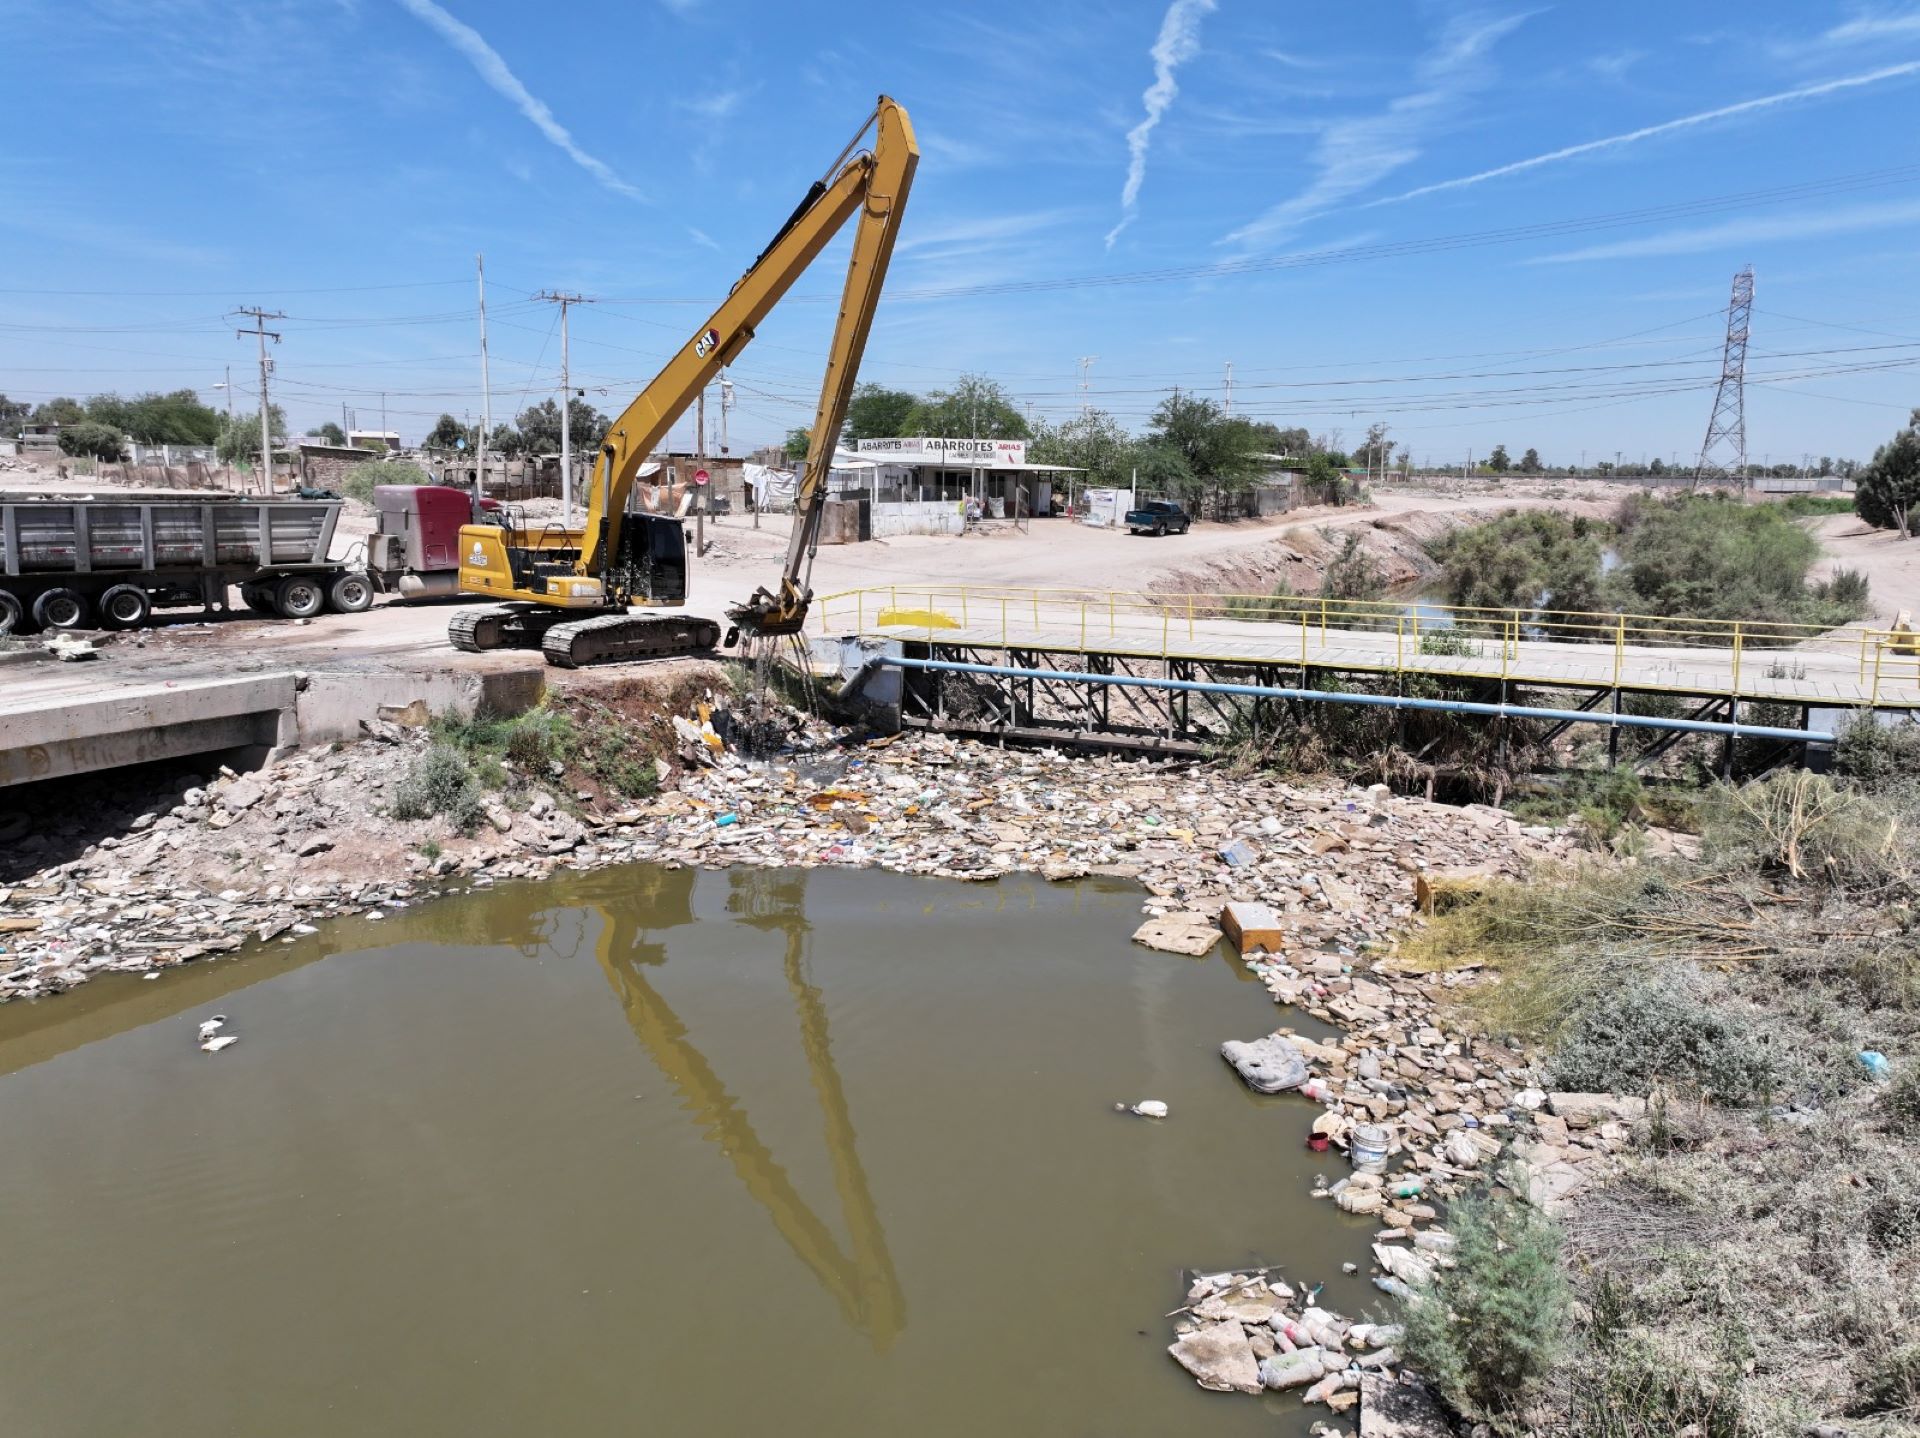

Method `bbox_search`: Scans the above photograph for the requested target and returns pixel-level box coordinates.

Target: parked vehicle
[0,484,501,635]
[1126,499,1192,536]
[0,492,364,634]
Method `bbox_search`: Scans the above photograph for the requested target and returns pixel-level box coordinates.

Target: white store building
[848,437,1077,519]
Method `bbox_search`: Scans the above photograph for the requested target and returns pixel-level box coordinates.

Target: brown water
[0,865,1376,1437]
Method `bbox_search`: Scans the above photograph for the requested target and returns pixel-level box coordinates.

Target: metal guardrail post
[1396,615,1404,671]
[1731,624,1742,696]
[961,591,969,627]
[1108,593,1115,638]
[1187,593,1195,641]
[1614,614,1625,687]
[1162,607,1169,656]
[1002,598,1008,647]
[1080,602,1087,650]
[1320,596,1327,641]
[1873,643,1884,706]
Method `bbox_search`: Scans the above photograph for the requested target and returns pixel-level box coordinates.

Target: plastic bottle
[1389,1176,1424,1198]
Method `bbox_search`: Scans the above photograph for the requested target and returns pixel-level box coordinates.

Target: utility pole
[1224,360,1233,417]
[233,307,283,494]
[534,291,592,523]
[476,253,493,513]
[222,365,233,419]
[1077,356,1097,418]
[695,384,706,556]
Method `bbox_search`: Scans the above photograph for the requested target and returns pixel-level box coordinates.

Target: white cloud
[393,0,645,201]
[1533,198,1920,263]
[686,226,720,251]
[1587,50,1641,80]
[1368,61,1920,210]
[1106,0,1217,250]
[1221,10,1531,251]
[898,210,1075,254]
[681,88,746,119]
[1825,9,1920,42]
[657,0,702,12]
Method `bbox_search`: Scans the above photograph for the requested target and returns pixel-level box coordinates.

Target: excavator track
[541,612,723,669]
[448,605,514,652]
[450,603,614,654]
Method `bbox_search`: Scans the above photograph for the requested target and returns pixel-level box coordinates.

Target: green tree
[1353,421,1392,475]
[1856,410,1920,539]
[424,413,476,452]
[1028,409,1134,489]
[903,373,1030,440]
[1520,447,1543,473]
[57,420,127,462]
[843,383,918,443]
[30,397,86,427]
[1398,1193,1570,1426]
[486,423,524,458]
[1487,444,1511,472]
[1126,438,1194,497]
[514,398,609,453]
[214,406,288,466]
[1245,421,1312,457]
[784,427,811,461]
[1145,392,1263,506]
[306,421,348,446]
[0,394,30,433]
[1304,450,1347,505]
[87,390,222,445]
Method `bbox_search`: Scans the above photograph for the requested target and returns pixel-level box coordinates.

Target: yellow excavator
[450,96,919,667]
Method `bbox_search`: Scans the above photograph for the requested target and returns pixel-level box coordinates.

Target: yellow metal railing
[813,584,1918,703]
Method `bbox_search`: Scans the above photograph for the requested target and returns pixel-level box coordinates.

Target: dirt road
[1810,513,1920,625]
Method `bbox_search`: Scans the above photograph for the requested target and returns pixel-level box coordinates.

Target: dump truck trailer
[0,492,368,634]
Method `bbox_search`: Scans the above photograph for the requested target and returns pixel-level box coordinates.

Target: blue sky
[5,0,1920,466]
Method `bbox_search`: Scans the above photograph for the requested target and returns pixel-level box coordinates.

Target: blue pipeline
[879,656,1836,745]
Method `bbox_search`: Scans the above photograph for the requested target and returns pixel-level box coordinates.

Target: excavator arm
[584,96,918,635]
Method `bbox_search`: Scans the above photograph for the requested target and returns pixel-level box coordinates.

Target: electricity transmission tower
[1691,266,1754,492]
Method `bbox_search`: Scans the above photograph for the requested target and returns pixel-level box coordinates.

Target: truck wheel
[0,591,21,636]
[1154,521,1167,537]
[97,584,152,630]
[327,571,374,613]
[274,575,326,619]
[32,587,91,631]
[240,583,277,615]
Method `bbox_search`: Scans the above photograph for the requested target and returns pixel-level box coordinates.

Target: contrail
[395,0,645,201]
[1107,0,1216,249]
[1368,60,1920,209]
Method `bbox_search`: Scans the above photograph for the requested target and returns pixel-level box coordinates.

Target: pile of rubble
[1169,1269,1404,1410]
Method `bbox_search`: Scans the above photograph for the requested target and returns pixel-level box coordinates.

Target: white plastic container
[1351,1123,1390,1174]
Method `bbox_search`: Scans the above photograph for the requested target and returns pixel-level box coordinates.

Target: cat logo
[468,542,488,568]
[694,326,721,359]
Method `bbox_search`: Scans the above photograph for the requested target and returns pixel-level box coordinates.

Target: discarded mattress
[1221,1034,1309,1094]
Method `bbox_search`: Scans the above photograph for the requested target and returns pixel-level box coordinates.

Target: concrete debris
[1131,917,1220,956]
[1168,1321,1263,1394]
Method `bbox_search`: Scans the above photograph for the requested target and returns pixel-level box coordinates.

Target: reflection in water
[556,866,906,1351]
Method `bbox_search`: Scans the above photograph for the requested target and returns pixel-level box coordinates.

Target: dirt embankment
[1149,506,1510,600]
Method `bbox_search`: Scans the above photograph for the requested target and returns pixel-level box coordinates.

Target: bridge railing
[813,585,1920,703]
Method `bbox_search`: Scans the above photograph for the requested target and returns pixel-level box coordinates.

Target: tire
[240,583,277,615]
[32,587,91,631]
[0,590,21,636]
[274,575,326,619]
[328,571,375,613]
[97,584,152,630]
[1154,522,1167,537]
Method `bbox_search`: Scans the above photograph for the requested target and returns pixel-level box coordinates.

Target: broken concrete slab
[1169,1321,1263,1394]
[1132,917,1221,957]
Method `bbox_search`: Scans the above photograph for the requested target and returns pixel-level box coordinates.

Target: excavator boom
[450,97,918,667]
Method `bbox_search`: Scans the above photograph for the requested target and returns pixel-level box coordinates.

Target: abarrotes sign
[855,437,1027,468]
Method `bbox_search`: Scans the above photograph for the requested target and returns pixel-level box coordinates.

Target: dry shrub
[1699,770,1904,886]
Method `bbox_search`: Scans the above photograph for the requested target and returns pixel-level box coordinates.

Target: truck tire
[327,571,374,613]
[0,590,21,636]
[97,584,152,630]
[240,583,277,615]
[274,575,326,619]
[32,587,91,631]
